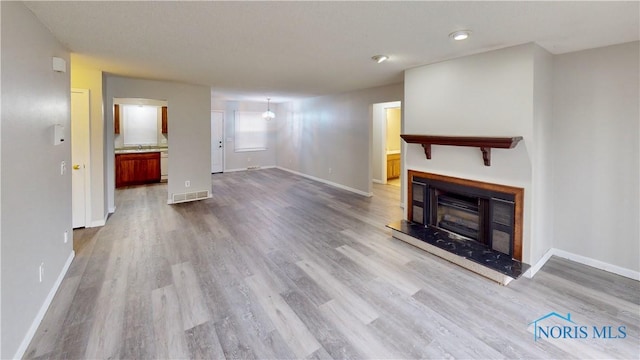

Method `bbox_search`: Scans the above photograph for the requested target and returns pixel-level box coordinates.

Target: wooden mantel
[400,135,523,166]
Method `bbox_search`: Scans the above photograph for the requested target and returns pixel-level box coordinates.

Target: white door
[211,111,224,173]
[71,89,91,228]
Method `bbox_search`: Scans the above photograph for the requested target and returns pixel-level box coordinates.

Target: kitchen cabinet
[161,106,168,134]
[387,153,401,180]
[116,152,161,188]
[114,104,120,134]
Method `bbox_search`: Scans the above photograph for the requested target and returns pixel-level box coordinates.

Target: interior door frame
[384,106,402,183]
[211,110,225,173]
[71,88,92,228]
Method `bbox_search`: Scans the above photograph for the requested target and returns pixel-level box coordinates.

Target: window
[122,105,159,146]
[234,111,268,152]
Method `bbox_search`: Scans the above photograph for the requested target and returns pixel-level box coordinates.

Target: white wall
[277,84,403,194]
[552,41,639,272]
[404,44,538,265]
[70,55,108,226]
[1,2,74,358]
[212,100,278,171]
[105,76,211,205]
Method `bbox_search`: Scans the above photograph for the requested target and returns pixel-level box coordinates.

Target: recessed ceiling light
[449,30,472,41]
[371,55,389,63]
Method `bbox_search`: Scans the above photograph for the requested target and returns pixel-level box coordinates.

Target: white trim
[524,247,555,278]
[14,251,75,359]
[372,179,385,184]
[277,167,373,197]
[89,212,108,227]
[524,248,640,281]
[108,206,116,214]
[224,165,276,173]
[224,167,247,173]
[552,248,640,281]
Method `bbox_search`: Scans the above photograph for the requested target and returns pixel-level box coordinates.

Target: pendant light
[262,98,275,119]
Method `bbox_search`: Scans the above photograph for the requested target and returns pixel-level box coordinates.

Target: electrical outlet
[39,263,44,282]
[64,230,68,244]
[60,161,66,175]
[185,180,191,188]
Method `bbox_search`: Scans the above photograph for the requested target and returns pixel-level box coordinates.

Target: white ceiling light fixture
[262,98,275,119]
[449,30,472,41]
[371,55,389,63]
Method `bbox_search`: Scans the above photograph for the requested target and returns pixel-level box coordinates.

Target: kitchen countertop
[115,147,168,154]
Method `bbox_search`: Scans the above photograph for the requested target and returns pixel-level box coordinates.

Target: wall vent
[172,190,210,204]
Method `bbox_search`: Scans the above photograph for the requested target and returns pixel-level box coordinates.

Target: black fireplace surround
[411,175,516,258]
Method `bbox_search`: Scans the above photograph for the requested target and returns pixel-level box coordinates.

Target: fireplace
[411,174,518,259]
[387,170,527,284]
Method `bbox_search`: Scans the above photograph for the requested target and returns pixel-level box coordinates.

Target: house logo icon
[528,312,576,341]
[528,312,627,341]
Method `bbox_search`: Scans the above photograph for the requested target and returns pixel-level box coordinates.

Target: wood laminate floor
[26,168,639,359]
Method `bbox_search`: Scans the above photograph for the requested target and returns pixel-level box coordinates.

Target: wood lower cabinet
[116,152,161,188]
[387,153,401,180]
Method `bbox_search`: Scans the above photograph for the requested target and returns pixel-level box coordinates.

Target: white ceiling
[24,1,639,103]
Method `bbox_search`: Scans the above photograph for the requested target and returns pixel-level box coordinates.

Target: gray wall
[277,84,403,194]
[105,76,211,205]
[552,41,639,272]
[1,2,73,358]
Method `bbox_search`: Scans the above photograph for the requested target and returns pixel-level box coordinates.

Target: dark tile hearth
[387,220,529,279]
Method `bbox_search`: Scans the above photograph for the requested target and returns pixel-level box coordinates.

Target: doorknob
[73,164,81,170]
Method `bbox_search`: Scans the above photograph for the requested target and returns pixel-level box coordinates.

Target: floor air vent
[172,190,210,204]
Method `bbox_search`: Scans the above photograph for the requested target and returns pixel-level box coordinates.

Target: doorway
[385,107,402,187]
[372,101,402,183]
[211,111,224,173]
[371,101,403,205]
[71,88,91,228]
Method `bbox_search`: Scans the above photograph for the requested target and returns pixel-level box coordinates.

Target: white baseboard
[276,167,372,197]
[108,206,116,214]
[224,165,276,173]
[372,179,385,184]
[524,248,640,281]
[89,212,108,228]
[524,248,555,278]
[14,250,75,359]
[552,248,640,281]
